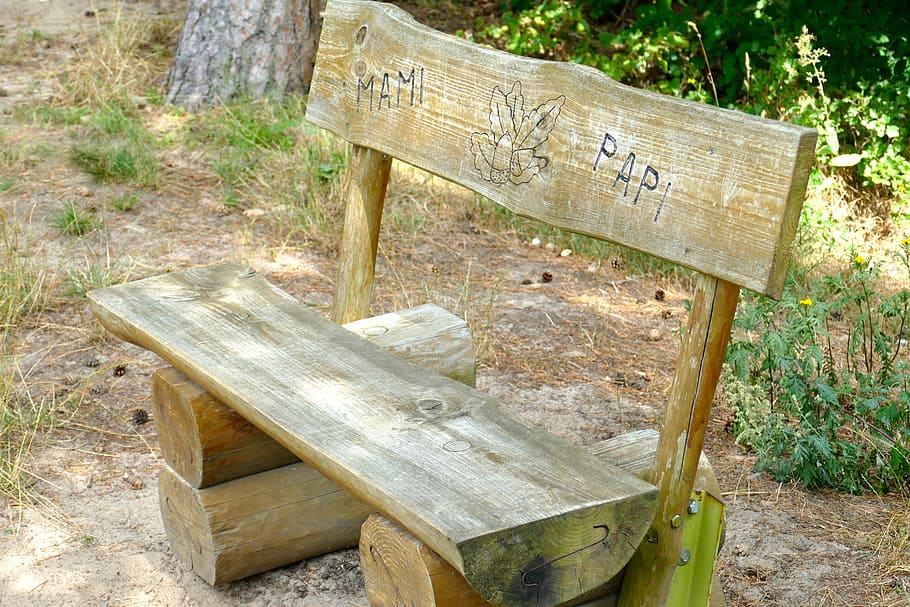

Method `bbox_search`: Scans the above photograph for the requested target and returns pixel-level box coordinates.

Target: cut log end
[461,492,656,607]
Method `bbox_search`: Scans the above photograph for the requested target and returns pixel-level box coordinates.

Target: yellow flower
[853,254,867,265]
[799,298,813,306]
[902,237,910,248]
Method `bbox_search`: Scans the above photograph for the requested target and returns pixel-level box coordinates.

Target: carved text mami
[593,132,672,223]
[357,66,425,112]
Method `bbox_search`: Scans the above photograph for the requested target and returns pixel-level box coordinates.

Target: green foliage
[187,96,311,207]
[64,262,120,298]
[68,103,158,184]
[0,209,46,337]
[51,202,99,236]
[726,243,910,493]
[109,193,139,212]
[474,0,709,101]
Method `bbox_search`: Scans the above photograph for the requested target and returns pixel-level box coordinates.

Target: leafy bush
[725,242,910,493]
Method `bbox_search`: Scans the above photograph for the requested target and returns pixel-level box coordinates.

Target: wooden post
[332,144,392,324]
[151,304,475,488]
[617,275,739,607]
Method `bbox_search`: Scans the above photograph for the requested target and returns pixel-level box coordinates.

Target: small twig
[687,21,719,106]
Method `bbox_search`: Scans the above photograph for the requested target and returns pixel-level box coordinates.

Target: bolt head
[687,499,700,515]
[679,548,692,566]
[670,514,683,529]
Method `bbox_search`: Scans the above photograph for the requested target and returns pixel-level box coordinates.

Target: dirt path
[0,2,907,606]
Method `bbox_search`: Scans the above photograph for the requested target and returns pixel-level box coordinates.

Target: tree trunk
[167,0,321,111]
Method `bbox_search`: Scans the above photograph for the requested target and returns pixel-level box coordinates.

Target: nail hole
[355,24,368,44]
[443,440,471,453]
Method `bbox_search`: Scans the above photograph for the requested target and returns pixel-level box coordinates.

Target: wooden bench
[88,1,816,606]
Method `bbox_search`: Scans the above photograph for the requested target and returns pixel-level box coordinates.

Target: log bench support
[89,0,815,605]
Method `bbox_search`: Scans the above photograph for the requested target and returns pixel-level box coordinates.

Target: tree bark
[167,0,322,111]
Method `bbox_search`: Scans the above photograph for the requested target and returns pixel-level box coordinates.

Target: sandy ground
[1,2,908,606]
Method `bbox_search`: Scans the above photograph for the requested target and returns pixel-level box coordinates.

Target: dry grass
[52,1,178,107]
[0,207,60,528]
[878,507,910,582]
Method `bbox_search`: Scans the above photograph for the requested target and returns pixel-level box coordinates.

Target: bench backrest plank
[305,0,817,297]
[88,263,658,607]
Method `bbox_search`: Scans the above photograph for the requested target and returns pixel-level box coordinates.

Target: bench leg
[159,462,371,584]
[360,513,491,607]
[362,514,725,607]
[333,144,392,324]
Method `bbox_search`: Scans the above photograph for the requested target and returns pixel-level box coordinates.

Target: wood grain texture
[152,304,476,488]
[306,0,816,297]
[333,144,393,324]
[617,275,739,607]
[159,462,370,584]
[88,263,658,607]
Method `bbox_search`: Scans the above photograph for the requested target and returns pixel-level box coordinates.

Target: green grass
[109,193,139,212]
[64,262,121,298]
[0,207,55,521]
[51,202,99,236]
[67,103,159,185]
[0,208,47,337]
[68,140,156,184]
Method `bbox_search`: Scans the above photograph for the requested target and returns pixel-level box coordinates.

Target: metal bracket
[665,490,725,607]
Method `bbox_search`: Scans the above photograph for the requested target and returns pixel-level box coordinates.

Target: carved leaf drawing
[472,82,563,186]
[489,82,523,140]
[470,132,496,181]
[510,153,546,184]
[490,132,515,184]
[515,95,566,151]
[504,81,523,137]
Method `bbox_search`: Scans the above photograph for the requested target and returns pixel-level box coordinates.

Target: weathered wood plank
[88,263,658,607]
[306,0,816,297]
[152,304,476,488]
[333,144,392,324]
[618,275,739,607]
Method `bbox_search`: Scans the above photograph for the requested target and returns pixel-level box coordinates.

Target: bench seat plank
[89,263,657,607]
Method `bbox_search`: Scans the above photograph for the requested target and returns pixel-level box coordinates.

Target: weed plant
[186,97,347,241]
[51,202,99,236]
[65,262,120,298]
[0,208,54,516]
[109,193,138,212]
[726,242,910,493]
[0,208,46,341]
[53,4,177,107]
[68,103,158,185]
